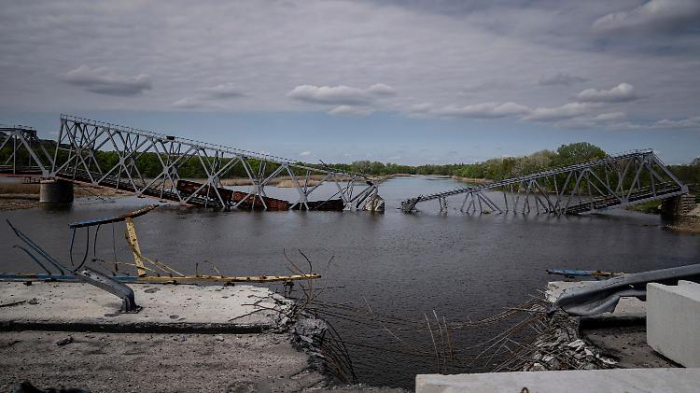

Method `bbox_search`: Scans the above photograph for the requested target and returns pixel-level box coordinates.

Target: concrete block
[647,280,700,367]
[416,368,700,393]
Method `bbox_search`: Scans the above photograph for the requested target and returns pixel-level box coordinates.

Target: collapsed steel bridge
[401,149,688,215]
[2,115,379,210]
[0,125,53,176]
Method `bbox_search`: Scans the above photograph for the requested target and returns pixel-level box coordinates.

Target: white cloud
[61,65,152,96]
[172,97,200,109]
[432,102,530,119]
[592,112,626,122]
[328,105,374,117]
[299,151,312,156]
[524,102,596,122]
[592,0,700,33]
[367,83,396,96]
[552,112,627,129]
[652,116,700,129]
[288,85,371,105]
[200,83,244,99]
[410,103,433,113]
[172,83,244,109]
[606,116,700,131]
[538,73,588,86]
[576,83,637,103]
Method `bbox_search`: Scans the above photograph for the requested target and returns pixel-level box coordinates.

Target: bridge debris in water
[2,206,320,311]
[401,149,688,215]
[43,115,379,211]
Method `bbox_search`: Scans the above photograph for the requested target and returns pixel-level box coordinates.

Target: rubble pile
[519,312,618,372]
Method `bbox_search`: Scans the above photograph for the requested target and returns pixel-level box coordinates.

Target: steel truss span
[401,150,689,215]
[50,115,378,210]
[0,125,54,176]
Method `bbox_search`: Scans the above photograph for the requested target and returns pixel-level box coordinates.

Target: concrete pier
[39,179,73,205]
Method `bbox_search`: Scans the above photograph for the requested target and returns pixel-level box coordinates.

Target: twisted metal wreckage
[2,205,320,312]
[401,149,688,215]
[1,115,383,211]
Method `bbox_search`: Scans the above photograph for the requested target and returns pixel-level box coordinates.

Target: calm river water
[1,176,699,388]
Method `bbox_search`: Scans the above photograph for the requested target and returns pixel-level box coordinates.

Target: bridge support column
[661,194,696,216]
[40,179,73,206]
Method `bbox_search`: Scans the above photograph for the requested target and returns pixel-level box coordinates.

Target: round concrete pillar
[40,179,74,205]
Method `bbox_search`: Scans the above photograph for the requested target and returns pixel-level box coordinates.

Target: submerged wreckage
[2,205,320,311]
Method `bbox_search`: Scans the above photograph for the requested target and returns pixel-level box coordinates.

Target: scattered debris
[512,312,617,372]
[56,336,73,346]
[0,300,26,308]
[12,381,91,393]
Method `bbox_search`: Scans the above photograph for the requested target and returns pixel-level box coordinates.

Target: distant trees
[554,142,606,166]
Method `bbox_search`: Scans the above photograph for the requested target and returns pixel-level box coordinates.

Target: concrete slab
[416,368,700,393]
[647,280,700,367]
[0,281,291,332]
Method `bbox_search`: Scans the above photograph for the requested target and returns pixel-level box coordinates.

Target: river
[1,175,699,388]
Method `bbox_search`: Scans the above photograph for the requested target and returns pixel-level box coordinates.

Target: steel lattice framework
[0,125,54,176]
[401,150,688,215]
[50,115,378,210]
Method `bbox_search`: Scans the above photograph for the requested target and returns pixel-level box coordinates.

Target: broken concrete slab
[0,281,291,333]
[416,368,700,393]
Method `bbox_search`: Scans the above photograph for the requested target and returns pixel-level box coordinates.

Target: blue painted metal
[0,273,139,282]
[69,205,158,229]
[6,219,67,274]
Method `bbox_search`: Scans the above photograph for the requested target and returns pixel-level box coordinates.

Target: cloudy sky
[1,0,699,164]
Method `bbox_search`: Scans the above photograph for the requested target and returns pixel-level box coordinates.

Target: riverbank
[0,182,130,211]
[450,175,492,185]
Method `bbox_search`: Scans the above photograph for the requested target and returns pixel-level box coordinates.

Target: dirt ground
[0,330,326,393]
[0,182,129,211]
[582,325,679,369]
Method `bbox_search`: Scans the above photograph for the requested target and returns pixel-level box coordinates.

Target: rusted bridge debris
[401,149,688,215]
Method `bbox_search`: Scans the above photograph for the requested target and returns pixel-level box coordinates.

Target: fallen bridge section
[49,115,379,211]
[401,149,688,215]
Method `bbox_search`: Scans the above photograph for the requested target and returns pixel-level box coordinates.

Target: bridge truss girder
[50,115,378,210]
[401,150,688,215]
[0,126,54,176]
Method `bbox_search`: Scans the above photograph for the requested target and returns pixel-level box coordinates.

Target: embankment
[0,182,129,211]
